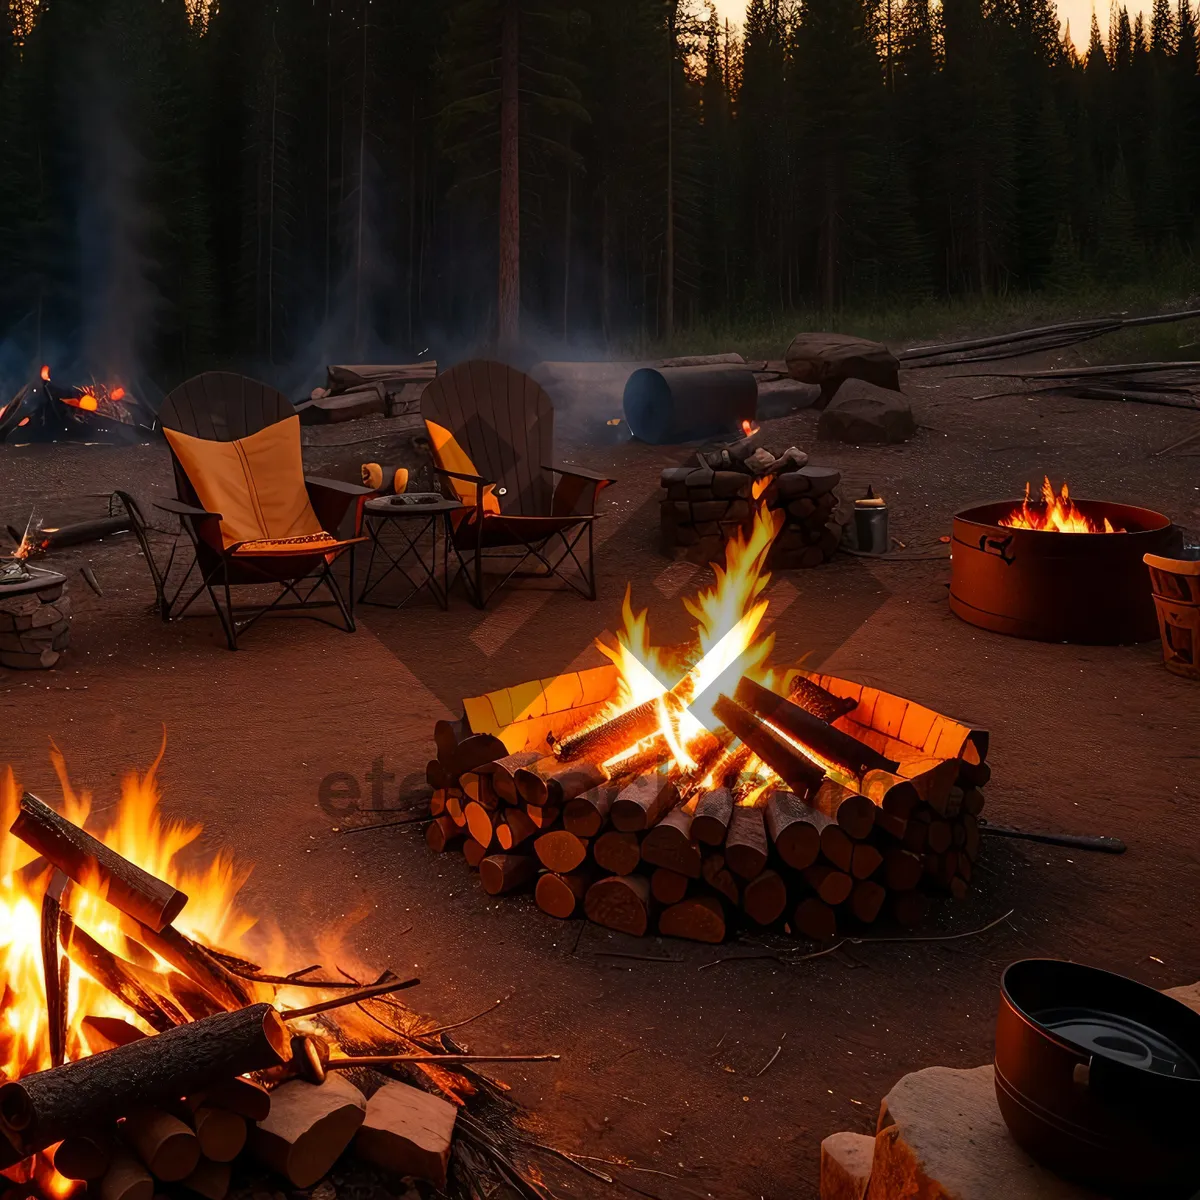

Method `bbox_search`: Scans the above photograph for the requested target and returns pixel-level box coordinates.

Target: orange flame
[40,366,50,382]
[741,419,759,437]
[1000,477,1121,534]
[751,476,771,501]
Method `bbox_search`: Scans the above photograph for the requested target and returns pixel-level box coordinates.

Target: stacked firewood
[426,674,989,945]
[1,793,550,1200]
[659,431,843,569]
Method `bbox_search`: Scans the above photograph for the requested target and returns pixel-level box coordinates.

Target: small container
[1145,547,1200,680]
[854,488,888,555]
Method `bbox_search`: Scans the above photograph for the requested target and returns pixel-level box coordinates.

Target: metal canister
[855,489,889,555]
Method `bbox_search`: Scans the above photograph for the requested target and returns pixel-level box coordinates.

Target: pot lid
[1038,1005,1200,1079]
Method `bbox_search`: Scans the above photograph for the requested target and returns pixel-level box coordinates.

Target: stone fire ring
[0,567,72,669]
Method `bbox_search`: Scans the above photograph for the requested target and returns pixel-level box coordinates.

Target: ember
[428,500,991,944]
[1001,476,1122,533]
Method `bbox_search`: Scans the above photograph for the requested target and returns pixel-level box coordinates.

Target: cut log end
[659,895,726,943]
[584,875,650,936]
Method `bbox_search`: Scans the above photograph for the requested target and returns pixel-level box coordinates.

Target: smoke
[75,44,160,387]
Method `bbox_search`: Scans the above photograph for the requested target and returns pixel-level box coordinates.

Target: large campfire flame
[1001,477,1122,534]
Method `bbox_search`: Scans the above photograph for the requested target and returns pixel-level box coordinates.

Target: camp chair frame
[147,373,372,650]
[422,361,616,609]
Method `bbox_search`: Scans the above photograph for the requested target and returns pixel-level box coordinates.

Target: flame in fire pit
[40,366,50,382]
[1000,477,1122,534]
[741,419,759,437]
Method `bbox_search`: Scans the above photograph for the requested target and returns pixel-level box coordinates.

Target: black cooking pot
[995,959,1200,1196]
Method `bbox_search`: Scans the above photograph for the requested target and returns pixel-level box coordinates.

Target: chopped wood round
[187,1077,270,1122]
[486,751,541,803]
[251,1074,366,1189]
[584,875,650,936]
[193,1105,247,1162]
[121,1108,200,1182]
[98,1149,153,1200]
[425,816,462,854]
[611,774,677,832]
[724,806,768,880]
[464,802,496,849]
[461,772,498,811]
[658,895,726,943]
[426,760,449,791]
[873,809,907,840]
[884,848,924,892]
[535,871,590,919]
[963,786,986,816]
[650,867,689,906]
[497,807,538,850]
[54,1135,111,1181]
[593,830,641,875]
[433,717,466,764]
[849,879,887,924]
[742,870,787,926]
[793,897,837,942]
[447,733,507,780]
[764,792,822,870]
[819,824,853,872]
[526,803,561,829]
[691,787,734,845]
[534,830,589,874]
[902,820,928,853]
[479,855,536,896]
[181,1158,232,1200]
[563,786,613,837]
[429,788,447,817]
[927,820,952,854]
[463,838,488,868]
[804,864,853,906]
[863,770,919,819]
[701,854,741,905]
[850,842,883,880]
[957,759,991,789]
[810,780,876,840]
[641,808,701,878]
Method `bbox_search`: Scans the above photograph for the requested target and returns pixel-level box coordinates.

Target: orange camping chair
[421,360,615,606]
[147,372,371,649]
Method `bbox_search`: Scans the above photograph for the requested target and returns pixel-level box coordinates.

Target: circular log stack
[659,435,843,569]
[425,681,990,946]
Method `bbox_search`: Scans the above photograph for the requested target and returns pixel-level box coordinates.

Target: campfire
[0,752,559,1200]
[426,502,991,943]
[0,368,156,445]
[1001,477,1122,533]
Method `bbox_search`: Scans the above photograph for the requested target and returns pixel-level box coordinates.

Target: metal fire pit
[950,499,1181,644]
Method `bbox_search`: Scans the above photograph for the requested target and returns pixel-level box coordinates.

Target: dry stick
[756,1033,787,1077]
[420,995,508,1037]
[281,976,420,1019]
[979,823,1126,853]
[339,814,431,834]
[592,951,684,963]
[40,869,68,1068]
[515,1137,615,1184]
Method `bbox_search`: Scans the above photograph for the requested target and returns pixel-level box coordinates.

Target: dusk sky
[708,0,1146,45]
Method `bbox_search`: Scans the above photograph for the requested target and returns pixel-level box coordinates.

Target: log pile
[298,362,437,424]
[427,669,990,945]
[0,791,553,1200]
[659,429,843,569]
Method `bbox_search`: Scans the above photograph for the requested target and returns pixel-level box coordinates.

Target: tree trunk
[498,0,520,344]
[664,4,677,345]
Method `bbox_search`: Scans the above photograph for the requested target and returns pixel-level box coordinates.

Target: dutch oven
[995,959,1200,1195]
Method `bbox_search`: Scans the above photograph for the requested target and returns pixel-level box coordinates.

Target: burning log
[551,698,663,763]
[584,875,650,936]
[712,695,824,796]
[593,830,641,875]
[804,864,853,906]
[691,786,734,845]
[742,869,787,926]
[40,870,68,1068]
[251,1075,367,1189]
[563,786,614,837]
[535,870,592,918]
[641,809,701,878]
[809,780,876,840]
[793,897,837,941]
[479,854,537,895]
[786,675,858,723]
[120,1108,199,1181]
[81,1016,145,1053]
[54,1134,112,1181]
[533,831,589,874]
[724,806,768,881]
[650,867,689,905]
[0,1004,288,1162]
[764,791,823,870]
[735,678,899,776]
[659,895,726,943]
[12,791,188,931]
[611,773,678,832]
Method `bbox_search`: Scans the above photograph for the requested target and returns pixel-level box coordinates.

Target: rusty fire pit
[950,492,1180,644]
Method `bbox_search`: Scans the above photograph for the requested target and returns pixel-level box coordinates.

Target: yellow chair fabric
[163,416,326,551]
[424,420,501,517]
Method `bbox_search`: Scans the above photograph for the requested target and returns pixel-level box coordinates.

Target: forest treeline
[0,0,1197,385]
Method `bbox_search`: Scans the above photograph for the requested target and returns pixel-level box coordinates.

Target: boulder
[756,378,823,418]
[818,379,917,445]
[819,1131,873,1200]
[870,1065,1099,1200]
[785,332,900,403]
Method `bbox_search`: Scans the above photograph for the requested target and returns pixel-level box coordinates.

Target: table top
[364,494,463,518]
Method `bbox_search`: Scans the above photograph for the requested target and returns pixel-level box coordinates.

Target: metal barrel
[622,365,757,445]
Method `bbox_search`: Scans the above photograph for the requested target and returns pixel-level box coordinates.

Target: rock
[785,332,900,402]
[775,446,809,471]
[819,1131,873,1200]
[819,379,916,445]
[661,467,691,485]
[745,448,777,475]
[711,470,751,499]
[685,467,715,487]
[691,500,731,522]
[354,1080,457,1190]
[757,378,823,418]
[297,390,386,424]
[870,1065,1099,1200]
[798,465,842,497]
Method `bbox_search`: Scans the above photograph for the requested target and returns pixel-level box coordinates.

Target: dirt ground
[2,356,1199,1200]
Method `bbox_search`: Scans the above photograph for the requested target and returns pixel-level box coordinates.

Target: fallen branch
[281,976,420,1019]
[979,823,1125,853]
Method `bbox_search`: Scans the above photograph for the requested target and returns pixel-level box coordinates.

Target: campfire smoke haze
[0,745,383,1197]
